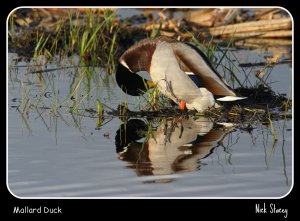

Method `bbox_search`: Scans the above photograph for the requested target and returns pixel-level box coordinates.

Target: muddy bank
[9,8,292,56]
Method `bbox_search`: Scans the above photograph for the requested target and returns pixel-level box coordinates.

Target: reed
[267,108,278,142]
[96,99,103,128]
[190,34,242,86]
[33,32,51,65]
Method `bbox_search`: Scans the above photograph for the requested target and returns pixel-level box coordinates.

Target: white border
[6,6,294,199]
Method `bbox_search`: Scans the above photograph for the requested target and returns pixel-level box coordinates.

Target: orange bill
[146,80,155,89]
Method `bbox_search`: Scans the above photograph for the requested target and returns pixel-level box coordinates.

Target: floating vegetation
[107,84,292,126]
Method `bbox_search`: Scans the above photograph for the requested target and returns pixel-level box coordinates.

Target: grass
[140,79,169,111]
[96,99,103,128]
[33,32,52,65]
[9,9,121,73]
[267,108,278,142]
[64,9,120,73]
[190,33,246,87]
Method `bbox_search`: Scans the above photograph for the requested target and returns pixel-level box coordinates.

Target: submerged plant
[96,99,104,128]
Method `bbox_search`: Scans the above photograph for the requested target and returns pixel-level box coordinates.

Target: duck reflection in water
[115,117,234,183]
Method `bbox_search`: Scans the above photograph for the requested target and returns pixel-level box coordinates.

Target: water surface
[7,47,293,198]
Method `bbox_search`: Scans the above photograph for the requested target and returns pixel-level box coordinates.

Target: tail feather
[216,96,247,102]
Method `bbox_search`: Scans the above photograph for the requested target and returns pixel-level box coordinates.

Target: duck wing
[171,42,236,96]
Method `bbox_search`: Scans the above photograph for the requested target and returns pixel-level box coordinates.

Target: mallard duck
[116,36,245,112]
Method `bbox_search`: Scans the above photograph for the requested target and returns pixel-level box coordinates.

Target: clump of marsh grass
[9,9,121,73]
[59,9,121,72]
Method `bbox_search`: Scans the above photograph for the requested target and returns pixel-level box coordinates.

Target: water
[7,48,293,198]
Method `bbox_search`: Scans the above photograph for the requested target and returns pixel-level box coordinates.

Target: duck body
[116,36,244,112]
[150,41,215,112]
